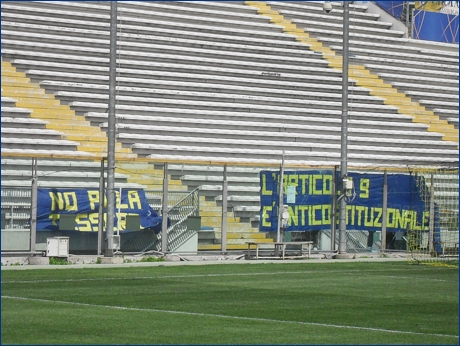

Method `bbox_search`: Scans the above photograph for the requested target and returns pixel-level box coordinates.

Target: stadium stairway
[1,60,134,157]
[1,60,272,250]
[115,161,273,250]
[246,1,458,144]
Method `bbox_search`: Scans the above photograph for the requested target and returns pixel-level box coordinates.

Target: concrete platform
[333,253,356,259]
[1,252,409,270]
[100,257,124,265]
[28,256,50,265]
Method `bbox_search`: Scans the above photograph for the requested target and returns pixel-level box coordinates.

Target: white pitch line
[385,275,449,282]
[1,268,446,284]
[0,270,331,284]
[2,295,458,339]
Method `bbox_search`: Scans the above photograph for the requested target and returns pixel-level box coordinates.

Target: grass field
[1,261,458,345]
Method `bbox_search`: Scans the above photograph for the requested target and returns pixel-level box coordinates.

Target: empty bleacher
[1,1,458,250]
[265,1,458,129]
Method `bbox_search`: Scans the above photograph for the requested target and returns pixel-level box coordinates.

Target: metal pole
[428,173,435,253]
[30,158,38,253]
[97,158,105,255]
[117,187,122,241]
[338,1,349,255]
[161,163,169,253]
[276,152,285,243]
[221,165,228,254]
[406,2,410,38]
[330,165,338,251]
[106,1,117,257]
[381,170,388,251]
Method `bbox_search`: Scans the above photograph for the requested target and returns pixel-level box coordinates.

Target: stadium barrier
[1,155,458,262]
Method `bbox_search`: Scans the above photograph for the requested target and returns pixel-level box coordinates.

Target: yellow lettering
[299,205,309,226]
[118,191,129,209]
[410,211,418,231]
[322,204,331,225]
[387,208,396,228]
[346,205,354,225]
[299,175,309,195]
[307,205,313,225]
[261,174,273,196]
[88,191,100,210]
[287,175,299,192]
[262,206,273,227]
[128,191,142,209]
[311,205,322,225]
[49,192,64,211]
[117,212,128,230]
[49,191,78,211]
[89,213,100,231]
[422,211,430,230]
[355,206,365,226]
[323,175,333,195]
[75,213,92,232]
[48,213,59,226]
[404,210,412,230]
[359,178,370,198]
[373,207,382,227]
[364,207,373,227]
[63,192,78,211]
[309,175,314,195]
[312,174,323,195]
[288,205,298,226]
[394,209,405,229]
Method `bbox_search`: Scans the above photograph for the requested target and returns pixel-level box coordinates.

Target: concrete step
[198,238,274,251]
[220,232,269,240]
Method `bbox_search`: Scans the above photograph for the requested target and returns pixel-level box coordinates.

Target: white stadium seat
[1,0,458,240]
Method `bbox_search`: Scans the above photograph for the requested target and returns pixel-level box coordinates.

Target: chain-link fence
[1,156,458,257]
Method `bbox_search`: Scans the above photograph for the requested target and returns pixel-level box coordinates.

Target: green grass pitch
[1,261,458,344]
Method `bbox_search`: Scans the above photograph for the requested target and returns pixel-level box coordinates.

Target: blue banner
[37,188,162,233]
[413,9,459,43]
[375,1,405,19]
[260,170,429,233]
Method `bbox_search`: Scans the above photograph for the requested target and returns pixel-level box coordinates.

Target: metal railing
[2,187,201,253]
[158,187,200,252]
[1,188,31,229]
[346,231,373,253]
[321,229,375,253]
[120,188,200,253]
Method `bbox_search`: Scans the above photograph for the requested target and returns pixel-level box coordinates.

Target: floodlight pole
[428,173,435,253]
[161,163,169,253]
[338,1,349,255]
[97,158,106,256]
[276,151,285,243]
[221,164,228,254]
[106,1,117,257]
[30,158,38,254]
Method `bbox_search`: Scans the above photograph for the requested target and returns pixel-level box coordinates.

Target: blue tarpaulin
[37,188,162,233]
[259,171,429,233]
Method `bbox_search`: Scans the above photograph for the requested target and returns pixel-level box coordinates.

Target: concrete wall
[1,229,99,255]
[174,233,198,253]
[35,230,99,255]
[1,229,30,251]
[2,229,197,255]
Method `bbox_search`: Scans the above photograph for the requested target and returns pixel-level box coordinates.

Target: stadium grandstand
[1,1,458,259]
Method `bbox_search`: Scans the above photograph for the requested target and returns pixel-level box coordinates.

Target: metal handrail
[322,228,371,253]
[145,187,200,252]
[2,187,201,253]
[120,187,200,253]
